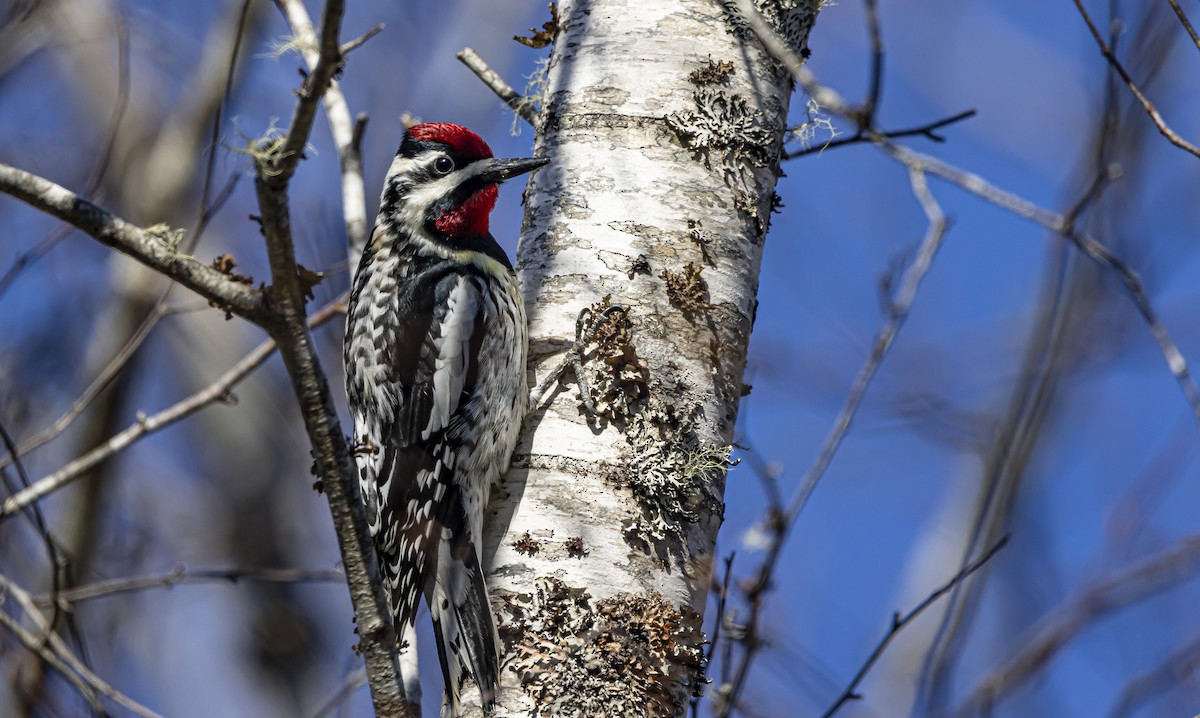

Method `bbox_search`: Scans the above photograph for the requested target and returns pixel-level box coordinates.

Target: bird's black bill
[474,156,550,184]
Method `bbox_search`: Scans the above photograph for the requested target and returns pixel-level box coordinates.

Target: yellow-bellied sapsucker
[344,122,546,711]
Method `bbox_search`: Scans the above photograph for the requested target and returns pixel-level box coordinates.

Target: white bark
[478,1,823,715]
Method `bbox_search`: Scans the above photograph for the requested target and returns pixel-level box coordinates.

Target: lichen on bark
[503,577,706,718]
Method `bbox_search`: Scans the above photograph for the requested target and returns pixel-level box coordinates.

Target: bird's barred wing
[372,269,486,634]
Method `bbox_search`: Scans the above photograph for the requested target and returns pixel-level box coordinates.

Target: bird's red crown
[408,122,493,161]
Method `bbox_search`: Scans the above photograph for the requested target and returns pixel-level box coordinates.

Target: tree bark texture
[479,1,822,715]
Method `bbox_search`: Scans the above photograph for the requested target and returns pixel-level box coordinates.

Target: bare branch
[786,163,951,522]
[732,0,852,115]
[692,552,734,718]
[0,417,66,635]
[0,298,346,521]
[190,0,254,251]
[737,0,1200,438]
[457,47,538,126]
[822,535,1009,718]
[0,609,104,713]
[1071,0,1200,158]
[785,109,976,159]
[1166,0,1200,54]
[0,22,129,303]
[880,141,1200,428]
[717,166,952,716]
[0,163,268,322]
[137,0,264,218]
[309,667,368,718]
[274,0,372,264]
[861,0,882,120]
[36,566,345,607]
[264,0,346,184]
[1108,629,1200,718]
[341,23,385,56]
[0,573,164,718]
[950,535,1200,717]
[253,6,406,713]
[3,299,166,467]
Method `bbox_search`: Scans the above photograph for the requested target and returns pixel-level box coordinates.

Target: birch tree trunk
[479,1,823,715]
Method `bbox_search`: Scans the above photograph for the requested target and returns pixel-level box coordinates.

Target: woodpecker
[344,122,546,712]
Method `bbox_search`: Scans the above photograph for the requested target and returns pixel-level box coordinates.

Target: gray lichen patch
[688,220,718,266]
[504,578,706,718]
[144,222,187,249]
[719,0,823,54]
[666,87,776,170]
[616,405,730,545]
[573,300,730,550]
[735,189,768,237]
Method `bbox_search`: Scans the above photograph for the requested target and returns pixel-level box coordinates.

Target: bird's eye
[433,156,454,174]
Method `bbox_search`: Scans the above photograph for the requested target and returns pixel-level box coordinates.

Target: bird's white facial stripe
[385,154,494,233]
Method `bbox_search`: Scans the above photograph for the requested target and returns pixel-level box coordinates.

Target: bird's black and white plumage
[344,122,545,713]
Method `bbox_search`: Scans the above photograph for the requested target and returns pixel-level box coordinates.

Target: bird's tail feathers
[430,536,500,715]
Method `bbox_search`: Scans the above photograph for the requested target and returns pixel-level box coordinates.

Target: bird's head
[379,122,549,243]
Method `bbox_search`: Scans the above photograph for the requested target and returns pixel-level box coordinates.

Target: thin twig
[713,509,781,718]
[861,0,882,119]
[0,609,104,714]
[265,0,346,183]
[308,667,368,718]
[1107,629,1200,718]
[0,21,129,303]
[274,0,372,265]
[821,535,1010,718]
[0,297,346,521]
[457,47,538,126]
[1071,0,1200,158]
[910,48,1132,709]
[788,165,950,522]
[36,566,345,607]
[717,166,952,716]
[692,552,735,718]
[881,141,1200,428]
[0,573,164,718]
[3,301,167,466]
[733,0,852,116]
[340,23,384,55]
[743,0,976,168]
[84,19,129,194]
[786,109,976,159]
[132,0,263,217]
[0,420,64,633]
[1165,0,1200,53]
[191,0,253,253]
[949,535,1200,718]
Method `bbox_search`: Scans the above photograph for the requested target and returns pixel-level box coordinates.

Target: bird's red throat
[435,184,498,238]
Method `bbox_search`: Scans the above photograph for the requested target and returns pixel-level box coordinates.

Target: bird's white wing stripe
[424,277,479,440]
